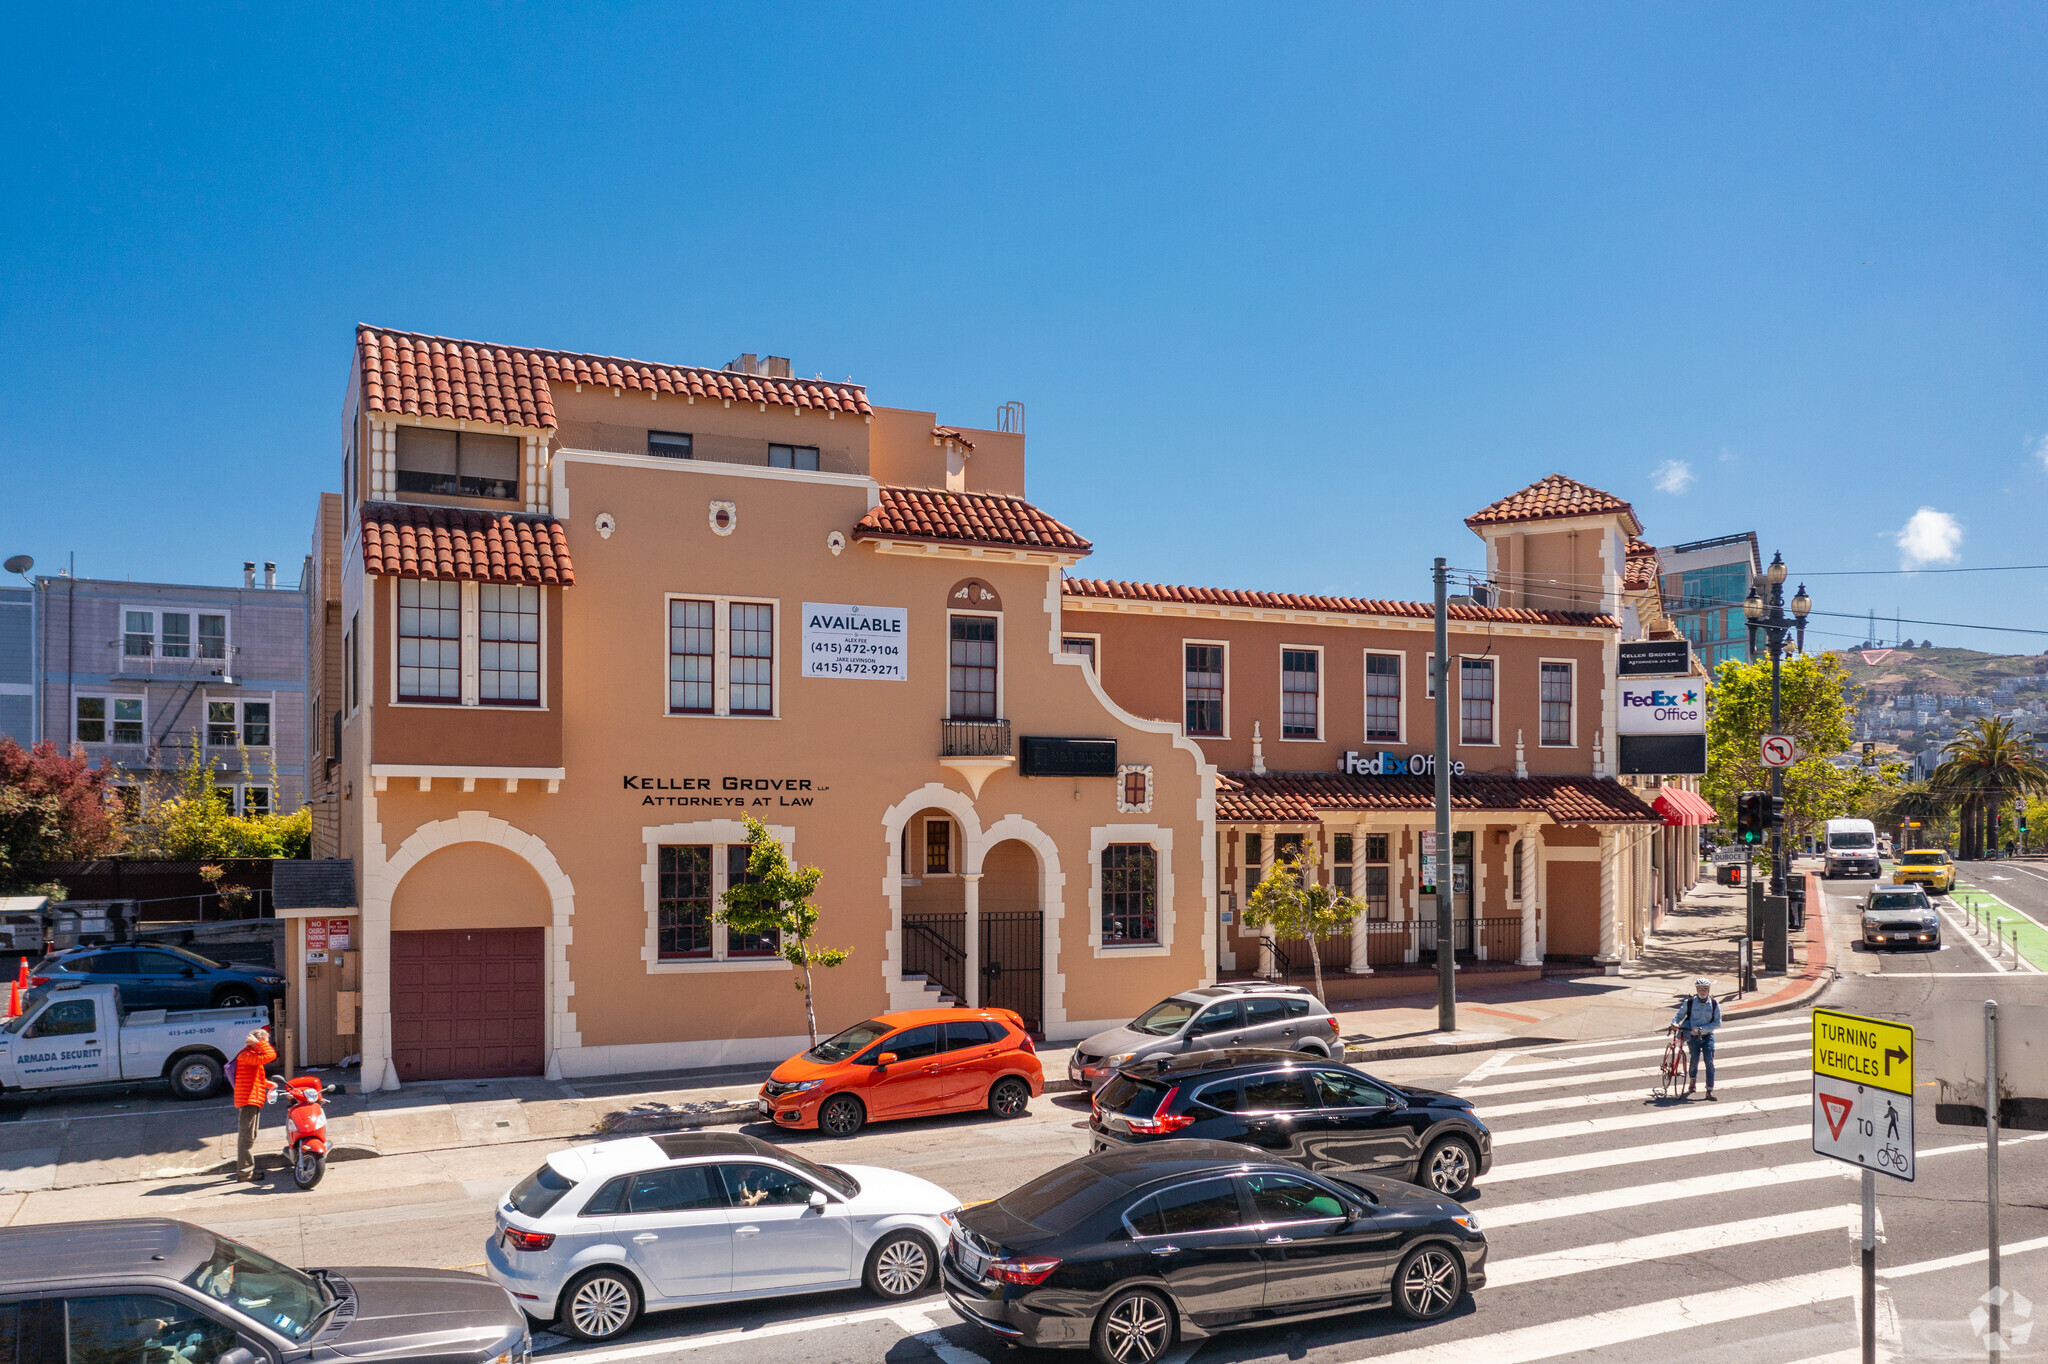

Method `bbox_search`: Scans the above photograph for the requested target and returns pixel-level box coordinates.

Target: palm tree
[1871,779,1953,851]
[1933,718,2048,858]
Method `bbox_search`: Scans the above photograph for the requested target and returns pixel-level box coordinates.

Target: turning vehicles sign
[1812,1007,1916,1181]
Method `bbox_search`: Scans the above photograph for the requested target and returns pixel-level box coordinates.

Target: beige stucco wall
[392,843,553,933]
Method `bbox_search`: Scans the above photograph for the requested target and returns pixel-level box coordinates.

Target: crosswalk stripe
[1342,1237,2048,1364]
[1483,1205,1859,1287]
[1487,1123,1811,1182]
[1458,1048,1810,1098]
[1517,1017,1809,1055]
[1475,1067,1810,1118]
[1489,1091,1809,1145]
[1487,1034,1810,1075]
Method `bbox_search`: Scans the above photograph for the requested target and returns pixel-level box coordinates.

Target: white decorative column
[1518,819,1543,966]
[962,873,982,1008]
[1596,828,1622,972]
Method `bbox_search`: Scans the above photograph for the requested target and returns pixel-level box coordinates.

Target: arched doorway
[390,842,550,1081]
[899,805,969,1004]
[978,838,1043,1032]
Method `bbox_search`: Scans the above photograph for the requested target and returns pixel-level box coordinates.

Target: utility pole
[1744,553,1811,900]
[1434,558,1455,1032]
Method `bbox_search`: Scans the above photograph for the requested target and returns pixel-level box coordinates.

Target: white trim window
[665,595,779,718]
[949,615,999,720]
[1100,843,1160,944]
[1459,656,1496,745]
[643,820,796,971]
[1365,651,1402,742]
[1539,660,1575,746]
[1184,643,1225,737]
[479,584,541,705]
[75,694,145,745]
[121,608,227,662]
[397,580,462,702]
[207,699,271,748]
[1281,647,1322,740]
[1117,765,1154,814]
[241,785,273,817]
[1061,635,1099,671]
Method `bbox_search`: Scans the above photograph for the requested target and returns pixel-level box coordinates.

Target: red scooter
[281,1076,339,1189]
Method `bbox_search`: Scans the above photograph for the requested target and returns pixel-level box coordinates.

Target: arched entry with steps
[977,837,1043,1032]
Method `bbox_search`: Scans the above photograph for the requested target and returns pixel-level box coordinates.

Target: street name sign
[1813,1007,1916,1182]
[1761,734,1797,768]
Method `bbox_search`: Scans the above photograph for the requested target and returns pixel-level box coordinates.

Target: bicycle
[1876,1143,1909,1173]
[1655,1024,1688,1098]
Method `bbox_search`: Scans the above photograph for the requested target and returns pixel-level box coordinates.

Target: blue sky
[4,4,2047,653]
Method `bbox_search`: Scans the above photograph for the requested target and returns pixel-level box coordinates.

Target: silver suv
[1068,982,1342,1092]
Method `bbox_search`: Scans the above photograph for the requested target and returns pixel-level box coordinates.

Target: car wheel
[1295,1041,1328,1058]
[169,1054,224,1101]
[213,989,256,1010]
[1392,1243,1466,1320]
[988,1076,1031,1119]
[864,1230,936,1299]
[1419,1136,1478,1199]
[1091,1286,1175,1364]
[559,1266,641,1342]
[819,1093,867,1138]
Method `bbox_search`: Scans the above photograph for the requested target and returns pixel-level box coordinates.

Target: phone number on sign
[808,641,902,657]
[810,660,904,676]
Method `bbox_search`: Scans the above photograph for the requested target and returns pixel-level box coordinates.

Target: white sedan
[484,1129,961,1342]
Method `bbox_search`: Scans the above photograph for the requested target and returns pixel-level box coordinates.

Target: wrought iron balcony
[941,718,1012,758]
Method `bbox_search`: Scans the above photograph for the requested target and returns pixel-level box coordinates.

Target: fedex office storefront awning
[1653,785,1716,826]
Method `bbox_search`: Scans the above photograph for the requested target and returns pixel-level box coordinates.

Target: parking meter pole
[1861,1168,1876,1364]
[1987,1000,2001,1360]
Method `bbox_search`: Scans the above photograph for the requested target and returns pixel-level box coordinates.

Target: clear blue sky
[5,5,2047,654]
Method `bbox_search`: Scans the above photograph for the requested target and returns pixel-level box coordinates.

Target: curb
[1728,869,1833,1018]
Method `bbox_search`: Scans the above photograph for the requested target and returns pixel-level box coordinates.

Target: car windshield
[763,1145,861,1200]
[806,1019,895,1064]
[1903,852,1950,866]
[1830,832,1876,849]
[509,1162,577,1217]
[996,1160,1129,1233]
[1130,998,1199,1037]
[1869,893,1926,911]
[185,1235,329,1341]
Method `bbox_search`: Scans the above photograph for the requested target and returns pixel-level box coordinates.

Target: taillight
[1328,1017,1341,1034]
[28,976,48,987]
[989,1255,1061,1286]
[1019,1034,1036,1054]
[1123,1086,1195,1134]
[502,1228,555,1251]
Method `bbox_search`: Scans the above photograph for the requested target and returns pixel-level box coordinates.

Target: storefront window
[1185,644,1224,736]
[1101,844,1159,944]
[1459,658,1495,744]
[1281,649,1319,739]
[949,616,998,720]
[1333,834,1353,895]
[1363,834,1389,920]
[658,845,714,958]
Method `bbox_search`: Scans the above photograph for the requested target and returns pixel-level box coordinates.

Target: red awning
[1654,784,1716,826]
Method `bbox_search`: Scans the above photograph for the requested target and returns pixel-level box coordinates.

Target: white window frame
[73,692,147,746]
[1537,657,1578,748]
[204,695,275,749]
[237,784,275,817]
[1456,653,1500,747]
[640,820,798,973]
[390,579,550,711]
[1278,643,1324,742]
[1060,633,1102,673]
[1117,765,1154,814]
[663,592,781,719]
[119,605,230,667]
[945,609,1004,722]
[1088,826,1176,958]
[1181,639,1229,739]
[1362,649,1405,745]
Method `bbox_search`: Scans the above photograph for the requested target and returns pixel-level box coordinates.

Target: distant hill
[1835,646,2048,699]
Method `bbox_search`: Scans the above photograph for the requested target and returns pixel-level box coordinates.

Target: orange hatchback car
[757,1008,1044,1138]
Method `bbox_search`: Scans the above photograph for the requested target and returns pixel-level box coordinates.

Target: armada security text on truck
[0,981,270,1100]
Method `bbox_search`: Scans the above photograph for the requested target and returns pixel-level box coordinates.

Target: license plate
[959,1244,988,1279]
[757,1098,772,1116]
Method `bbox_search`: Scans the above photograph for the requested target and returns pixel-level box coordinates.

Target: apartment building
[1658,532,1761,672]
[0,584,29,745]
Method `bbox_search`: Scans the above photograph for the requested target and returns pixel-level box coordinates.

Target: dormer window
[394,427,518,501]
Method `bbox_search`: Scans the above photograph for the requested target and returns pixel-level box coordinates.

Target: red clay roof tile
[1062,578,1617,629]
[360,502,575,587]
[932,426,976,451]
[855,487,1091,554]
[358,326,873,430]
[1465,474,1642,535]
[1214,771,1660,825]
[1624,537,1661,591]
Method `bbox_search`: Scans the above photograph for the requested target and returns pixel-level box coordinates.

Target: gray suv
[1068,982,1342,1092]
[0,1218,531,1363]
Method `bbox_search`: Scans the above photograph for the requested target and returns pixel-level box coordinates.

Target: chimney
[724,353,759,376]
[765,356,791,379]
[263,562,277,590]
[243,562,255,589]
[722,354,792,378]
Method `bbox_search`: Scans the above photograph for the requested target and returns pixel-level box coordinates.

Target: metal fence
[901,911,967,1002]
[940,719,1012,757]
[1357,916,1524,965]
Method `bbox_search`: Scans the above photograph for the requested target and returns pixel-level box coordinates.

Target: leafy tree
[716,816,849,1048]
[1934,717,2048,858]
[1242,841,1359,1005]
[125,745,311,861]
[0,739,123,894]
[1703,652,1900,845]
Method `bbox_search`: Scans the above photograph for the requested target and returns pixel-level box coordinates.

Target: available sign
[1616,681,1705,736]
[800,602,907,680]
[1812,1007,1916,1182]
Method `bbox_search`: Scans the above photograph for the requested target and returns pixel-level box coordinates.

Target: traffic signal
[1735,791,1764,846]
[1765,793,1786,831]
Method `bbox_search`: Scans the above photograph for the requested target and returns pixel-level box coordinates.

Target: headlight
[1863,918,1879,930]
[1105,1052,1134,1069]
[939,1208,961,1230]
[791,1079,823,1093]
[1453,1215,1480,1231]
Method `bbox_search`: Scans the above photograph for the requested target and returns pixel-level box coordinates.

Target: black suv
[1090,1049,1491,1199]
[0,1218,531,1363]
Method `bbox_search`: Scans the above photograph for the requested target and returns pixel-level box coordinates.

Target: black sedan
[945,1140,1485,1364]
[1089,1049,1492,1199]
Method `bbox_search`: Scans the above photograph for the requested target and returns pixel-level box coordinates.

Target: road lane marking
[1482,1034,1810,1076]
[1340,1237,2048,1364]
[1512,1018,1808,1055]
[1457,1048,1810,1098]
[1486,1123,1813,1183]
[1937,902,2011,973]
[1481,1132,2048,1227]
[1488,1092,1809,1146]
[1473,1068,1810,1118]
[1483,1205,1860,1287]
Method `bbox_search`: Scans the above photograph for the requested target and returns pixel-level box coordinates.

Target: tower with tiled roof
[1464,473,1643,626]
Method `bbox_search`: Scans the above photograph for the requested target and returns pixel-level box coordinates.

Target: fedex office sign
[1618,681,1705,736]
[1341,751,1465,778]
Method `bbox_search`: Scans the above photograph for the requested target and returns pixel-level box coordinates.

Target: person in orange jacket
[232,1028,276,1181]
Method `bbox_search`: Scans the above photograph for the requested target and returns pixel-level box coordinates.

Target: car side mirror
[877,1052,898,1067]
[809,1189,828,1210]
[218,1348,259,1364]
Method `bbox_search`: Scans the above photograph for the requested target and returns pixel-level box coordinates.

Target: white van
[1823,817,1882,879]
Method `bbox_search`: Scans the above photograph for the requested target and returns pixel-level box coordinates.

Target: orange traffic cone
[5,981,18,1018]
[13,957,24,988]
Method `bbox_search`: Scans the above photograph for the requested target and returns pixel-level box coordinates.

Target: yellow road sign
[1812,1007,1914,1096]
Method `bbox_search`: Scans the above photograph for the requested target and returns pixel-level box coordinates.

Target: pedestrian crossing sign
[1812,1007,1914,1096]
[1813,1073,1916,1181]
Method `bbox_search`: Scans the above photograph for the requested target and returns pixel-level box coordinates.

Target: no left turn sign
[1761,734,1796,768]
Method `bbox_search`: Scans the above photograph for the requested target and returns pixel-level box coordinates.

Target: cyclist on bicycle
[1669,977,1722,1100]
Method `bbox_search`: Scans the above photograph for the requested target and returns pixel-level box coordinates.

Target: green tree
[1933,717,2048,858]
[716,816,850,1047]
[125,745,311,861]
[1703,652,1896,845]
[1241,842,1359,1004]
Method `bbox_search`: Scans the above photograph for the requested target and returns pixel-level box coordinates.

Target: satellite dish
[3,555,31,576]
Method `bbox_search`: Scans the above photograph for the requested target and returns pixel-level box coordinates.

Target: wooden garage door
[392,928,545,1081]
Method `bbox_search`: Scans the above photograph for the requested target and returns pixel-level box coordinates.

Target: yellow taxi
[1892,847,1955,895]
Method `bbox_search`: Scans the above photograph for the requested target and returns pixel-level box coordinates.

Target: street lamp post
[1744,554,1811,900]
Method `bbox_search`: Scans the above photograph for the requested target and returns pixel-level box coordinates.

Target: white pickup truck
[0,981,271,1100]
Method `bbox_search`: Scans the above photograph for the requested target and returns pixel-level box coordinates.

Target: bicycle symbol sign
[1812,1073,1916,1182]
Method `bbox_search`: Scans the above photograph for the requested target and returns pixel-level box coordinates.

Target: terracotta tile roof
[1214,771,1660,826]
[1062,578,1617,629]
[855,487,1091,555]
[358,325,873,430]
[932,426,976,451]
[1624,537,1661,591]
[1465,474,1642,535]
[360,502,575,587]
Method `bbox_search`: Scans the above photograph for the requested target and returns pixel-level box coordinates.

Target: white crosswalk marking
[1475,1067,1810,1117]
[1483,1205,1860,1287]
[1458,1046,1811,1097]
[1477,1035,1809,1076]
[1512,1017,1810,1055]
[1486,1122,1811,1182]
[1488,1090,1809,1145]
